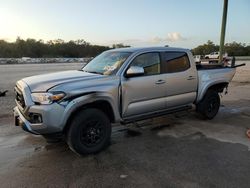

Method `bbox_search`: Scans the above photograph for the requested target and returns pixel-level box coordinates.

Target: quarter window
[130,53,160,76]
[163,52,190,73]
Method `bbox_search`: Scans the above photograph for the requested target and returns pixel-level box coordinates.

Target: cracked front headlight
[31,92,65,105]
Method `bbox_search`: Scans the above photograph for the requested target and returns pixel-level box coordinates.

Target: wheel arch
[197,82,228,103]
[63,99,116,134]
[207,82,228,93]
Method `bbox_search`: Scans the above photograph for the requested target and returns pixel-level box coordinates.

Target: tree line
[192,40,250,56]
[0,37,111,58]
[0,38,249,58]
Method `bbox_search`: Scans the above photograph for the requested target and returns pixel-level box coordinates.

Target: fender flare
[61,93,121,131]
[197,81,229,103]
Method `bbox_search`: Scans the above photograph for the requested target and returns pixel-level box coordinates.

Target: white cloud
[166,32,186,42]
[151,36,164,43]
[106,38,147,47]
[151,32,186,44]
[106,32,187,47]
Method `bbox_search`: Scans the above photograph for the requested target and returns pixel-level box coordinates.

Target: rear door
[121,52,166,117]
[161,51,198,108]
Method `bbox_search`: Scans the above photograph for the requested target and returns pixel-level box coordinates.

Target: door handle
[155,79,166,84]
[187,76,195,80]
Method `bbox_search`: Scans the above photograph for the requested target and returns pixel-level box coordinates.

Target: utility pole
[219,0,228,62]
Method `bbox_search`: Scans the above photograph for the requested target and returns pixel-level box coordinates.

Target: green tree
[192,40,250,56]
[0,37,110,58]
[112,43,130,49]
[192,40,219,55]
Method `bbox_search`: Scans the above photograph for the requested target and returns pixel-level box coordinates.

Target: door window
[163,52,190,73]
[130,52,160,76]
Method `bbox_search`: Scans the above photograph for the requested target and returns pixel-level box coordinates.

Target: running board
[121,105,192,124]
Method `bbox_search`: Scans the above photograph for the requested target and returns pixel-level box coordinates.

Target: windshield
[82,51,132,75]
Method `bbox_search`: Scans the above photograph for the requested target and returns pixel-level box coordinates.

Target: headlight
[31,92,65,105]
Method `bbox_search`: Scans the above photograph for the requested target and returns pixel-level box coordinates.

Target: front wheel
[67,108,111,155]
[196,90,220,119]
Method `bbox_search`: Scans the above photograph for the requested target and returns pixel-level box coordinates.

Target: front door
[121,52,166,117]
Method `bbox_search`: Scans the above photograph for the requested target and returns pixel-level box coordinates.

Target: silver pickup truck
[14,47,240,155]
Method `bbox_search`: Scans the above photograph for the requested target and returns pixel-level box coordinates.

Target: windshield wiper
[82,70,103,75]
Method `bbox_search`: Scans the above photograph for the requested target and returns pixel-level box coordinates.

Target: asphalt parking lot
[0,63,250,188]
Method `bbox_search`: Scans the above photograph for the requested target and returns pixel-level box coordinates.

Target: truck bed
[196,63,225,70]
[196,66,236,102]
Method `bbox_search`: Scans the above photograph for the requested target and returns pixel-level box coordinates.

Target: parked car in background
[205,52,228,59]
[193,55,203,64]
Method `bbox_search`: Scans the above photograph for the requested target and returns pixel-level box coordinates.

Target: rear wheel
[197,90,220,119]
[67,108,111,155]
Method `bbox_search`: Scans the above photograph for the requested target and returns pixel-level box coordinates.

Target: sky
[0,0,249,48]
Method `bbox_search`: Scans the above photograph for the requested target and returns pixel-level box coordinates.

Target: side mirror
[125,66,144,78]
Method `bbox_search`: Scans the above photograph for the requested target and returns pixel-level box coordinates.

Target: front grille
[15,86,26,108]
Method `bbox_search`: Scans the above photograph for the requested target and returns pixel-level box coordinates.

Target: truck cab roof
[108,47,190,53]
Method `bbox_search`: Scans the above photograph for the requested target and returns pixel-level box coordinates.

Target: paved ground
[0,62,250,188]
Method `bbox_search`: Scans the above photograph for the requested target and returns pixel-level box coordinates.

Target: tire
[67,108,111,155]
[197,90,220,119]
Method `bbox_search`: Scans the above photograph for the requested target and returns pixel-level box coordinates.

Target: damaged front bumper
[13,102,66,135]
[14,106,40,134]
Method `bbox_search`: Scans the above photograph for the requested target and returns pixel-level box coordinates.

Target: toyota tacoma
[14,47,242,155]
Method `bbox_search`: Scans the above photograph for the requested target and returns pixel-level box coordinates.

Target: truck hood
[22,70,101,92]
